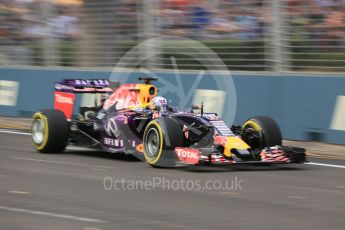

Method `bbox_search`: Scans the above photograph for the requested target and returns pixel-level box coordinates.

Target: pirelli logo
[0,80,19,106]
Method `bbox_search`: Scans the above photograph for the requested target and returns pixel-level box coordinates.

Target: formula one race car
[31,77,306,167]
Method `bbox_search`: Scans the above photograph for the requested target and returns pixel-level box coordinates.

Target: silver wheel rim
[146,128,160,157]
[32,119,45,145]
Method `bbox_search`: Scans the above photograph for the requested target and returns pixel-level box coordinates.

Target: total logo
[55,94,74,104]
[175,147,200,164]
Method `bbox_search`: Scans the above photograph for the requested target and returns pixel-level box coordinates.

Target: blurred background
[0,2,344,230]
[0,0,345,230]
[0,0,344,71]
[0,0,345,144]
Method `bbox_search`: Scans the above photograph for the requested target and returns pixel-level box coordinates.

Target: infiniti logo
[104,118,120,137]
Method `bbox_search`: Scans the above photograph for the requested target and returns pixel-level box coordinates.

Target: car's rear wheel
[31,109,68,153]
[242,116,282,154]
[143,117,184,167]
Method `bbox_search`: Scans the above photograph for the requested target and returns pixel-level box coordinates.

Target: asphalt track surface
[0,131,344,230]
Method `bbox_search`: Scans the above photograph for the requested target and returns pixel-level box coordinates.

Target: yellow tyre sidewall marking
[144,120,163,165]
[31,112,49,151]
[243,120,262,132]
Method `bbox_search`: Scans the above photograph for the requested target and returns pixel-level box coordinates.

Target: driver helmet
[152,96,168,112]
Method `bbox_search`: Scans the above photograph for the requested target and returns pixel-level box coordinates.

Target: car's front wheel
[31,109,68,153]
[143,117,184,167]
[241,116,282,154]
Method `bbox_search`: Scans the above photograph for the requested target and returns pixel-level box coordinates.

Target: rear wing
[55,79,114,93]
[54,79,115,120]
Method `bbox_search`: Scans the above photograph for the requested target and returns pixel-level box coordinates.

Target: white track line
[0,129,92,151]
[1,129,345,169]
[12,157,87,166]
[306,162,345,169]
[0,129,31,136]
[8,191,30,195]
[0,205,105,223]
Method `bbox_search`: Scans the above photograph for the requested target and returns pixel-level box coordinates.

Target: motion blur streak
[0,132,344,229]
[0,206,105,223]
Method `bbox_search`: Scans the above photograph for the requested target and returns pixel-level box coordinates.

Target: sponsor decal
[93,79,109,86]
[55,93,74,104]
[104,118,120,137]
[54,91,75,120]
[103,137,124,147]
[75,79,92,86]
[74,79,109,86]
[175,147,200,164]
[0,80,19,106]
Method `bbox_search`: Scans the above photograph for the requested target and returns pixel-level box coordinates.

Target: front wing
[173,146,306,167]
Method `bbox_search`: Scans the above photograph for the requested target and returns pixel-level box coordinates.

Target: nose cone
[224,136,251,157]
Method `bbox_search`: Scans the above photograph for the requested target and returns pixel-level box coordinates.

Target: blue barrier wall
[0,67,344,144]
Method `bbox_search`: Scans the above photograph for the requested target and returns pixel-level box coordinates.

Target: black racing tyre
[31,109,69,153]
[143,117,184,167]
[242,116,282,153]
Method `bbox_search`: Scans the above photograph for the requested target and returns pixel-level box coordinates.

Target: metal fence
[0,0,344,72]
